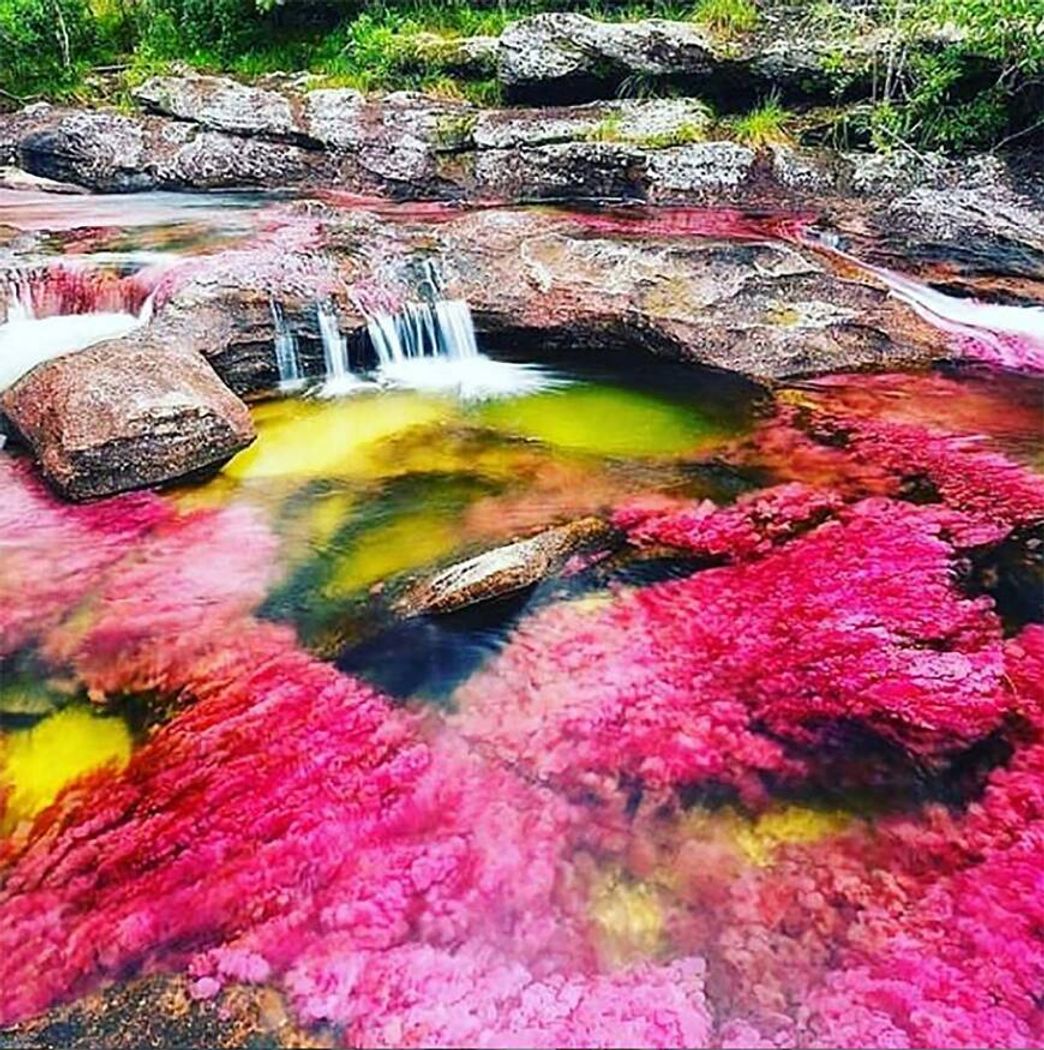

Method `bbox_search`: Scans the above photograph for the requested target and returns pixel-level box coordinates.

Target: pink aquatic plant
[747,401,1044,545]
[1,362,1043,1046]
[1,264,156,321]
[0,457,167,656]
[456,495,1010,801]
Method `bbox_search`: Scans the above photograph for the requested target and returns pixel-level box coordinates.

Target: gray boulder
[134,74,303,140]
[498,13,720,100]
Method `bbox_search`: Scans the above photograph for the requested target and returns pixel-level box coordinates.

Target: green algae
[475,383,737,458]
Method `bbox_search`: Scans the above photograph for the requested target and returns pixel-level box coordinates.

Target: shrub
[0,0,100,96]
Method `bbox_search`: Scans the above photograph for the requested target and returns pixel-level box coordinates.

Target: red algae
[456,496,1010,799]
[564,206,814,244]
[747,401,1044,545]
[2,264,157,320]
[1,367,1044,1047]
[0,458,167,656]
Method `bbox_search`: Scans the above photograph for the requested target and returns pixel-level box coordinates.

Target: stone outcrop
[395,517,620,616]
[1,332,255,499]
[318,206,947,382]
[497,14,721,102]
[494,13,891,104]
[3,75,1038,224]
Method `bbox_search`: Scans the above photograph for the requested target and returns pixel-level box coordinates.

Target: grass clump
[692,0,758,35]
[729,96,793,147]
[638,120,705,148]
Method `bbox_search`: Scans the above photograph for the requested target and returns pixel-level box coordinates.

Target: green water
[172,358,760,671]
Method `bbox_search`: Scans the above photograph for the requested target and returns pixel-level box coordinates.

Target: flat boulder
[1,333,255,499]
[134,74,302,140]
[396,517,620,616]
[498,14,721,101]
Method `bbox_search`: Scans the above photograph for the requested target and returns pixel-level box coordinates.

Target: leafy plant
[0,0,102,97]
[729,95,792,147]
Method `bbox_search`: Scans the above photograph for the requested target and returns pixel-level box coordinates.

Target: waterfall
[0,273,151,391]
[316,300,368,396]
[306,290,556,401]
[270,300,302,386]
[366,299,480,366]
[317,300,351,380]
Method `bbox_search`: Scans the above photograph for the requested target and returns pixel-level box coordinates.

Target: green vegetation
[0,0,1039,156]
[692,0,757,35]
[637,121,705,148]
[729,95,792,146]
[860,0,1044,153]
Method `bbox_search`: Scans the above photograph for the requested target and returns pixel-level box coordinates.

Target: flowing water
[0,191,1042,1047]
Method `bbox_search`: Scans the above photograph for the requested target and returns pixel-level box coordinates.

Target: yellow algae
[226,393,455,481]
[565,591,617,615]
[366,427,549,486]
[167,471,244,512]
[274,488,359,570]
[477,384,726,458]
[590,871,665,966]
[321,510,460,599]
[1,707,132,831]
[734,805,850,867]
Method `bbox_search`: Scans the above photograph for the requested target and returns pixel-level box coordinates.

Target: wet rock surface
[0,976,330,1050]
[352,207,946,382]
[396,516,620,617]
[1,333,255,499]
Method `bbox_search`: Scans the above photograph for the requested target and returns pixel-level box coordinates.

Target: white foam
[0,310,143,390]
[375,354,565,401]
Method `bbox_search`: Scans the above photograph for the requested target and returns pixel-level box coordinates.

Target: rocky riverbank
[0,20,1041,503]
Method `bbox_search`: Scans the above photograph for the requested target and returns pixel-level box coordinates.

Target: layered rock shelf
[2,72,1037,215]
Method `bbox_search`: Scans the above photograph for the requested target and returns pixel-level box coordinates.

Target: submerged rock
[395,516,620,617]
[1,334,255,499]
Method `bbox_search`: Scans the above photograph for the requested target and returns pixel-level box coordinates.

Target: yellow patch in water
[226,393,454,481]
[565,591,617,614]
[589,871,665,966]
[322,511,461,598]
[477,384,726,458]
[734,805,849,867]
[1,707,132,831]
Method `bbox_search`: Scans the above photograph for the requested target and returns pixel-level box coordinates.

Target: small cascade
[2,263,155,321]
[318,300,351,380]
[316,300,368,396]
[364,296,559,401]
[805,231,1044,373]
[270,300,302,386]
[0,265,155,391]
[366,299,480,366]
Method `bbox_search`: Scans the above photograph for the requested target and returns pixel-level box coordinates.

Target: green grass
[692,0,758,34]
[729,96,793,147]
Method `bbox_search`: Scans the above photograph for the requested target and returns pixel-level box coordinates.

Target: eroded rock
[396,517,620,616]
[1,333,255,499]
[498,14,721,102]
[134,75,302,140]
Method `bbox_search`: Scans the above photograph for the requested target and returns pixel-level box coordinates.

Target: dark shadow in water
[337,588,536,708]
[964,523,1044,634]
